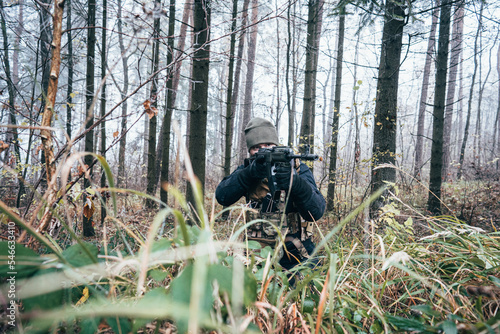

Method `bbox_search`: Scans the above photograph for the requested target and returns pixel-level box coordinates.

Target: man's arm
[215,166,248,206]
[215,158,268,207]
[290,163,326,221]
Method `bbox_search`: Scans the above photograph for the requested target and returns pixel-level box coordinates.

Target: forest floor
[1,179,499,333]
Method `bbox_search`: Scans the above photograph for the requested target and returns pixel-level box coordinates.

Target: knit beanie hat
[244,117,279,151]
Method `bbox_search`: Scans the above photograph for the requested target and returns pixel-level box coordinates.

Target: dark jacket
[215,161,325,222]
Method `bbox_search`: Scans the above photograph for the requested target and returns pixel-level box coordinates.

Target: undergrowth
[0,156,499,334]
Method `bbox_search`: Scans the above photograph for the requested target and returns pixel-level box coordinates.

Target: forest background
[1,0,500,332]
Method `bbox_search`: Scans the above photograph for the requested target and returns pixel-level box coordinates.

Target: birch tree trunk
[38,0,52,191]
[37,0,65,233]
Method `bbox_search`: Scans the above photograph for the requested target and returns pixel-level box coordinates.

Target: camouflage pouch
[245,208,287,248]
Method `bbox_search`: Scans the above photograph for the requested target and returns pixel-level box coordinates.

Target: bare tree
[99,0,108,224]
[370,1,406,215]
[159,0,177,206]
[83,0,96,237]
[442,0,463,178]
[146,0,162,207]
[65,0,74,139]
[222,0,239,177]
[326,5,345,212]
[0,0,24,207]
[427,0,452,214]
[299,0,324,154]
[413,0,439,180]
[186,0,211,210]
[457,1,483,179]
[117,0,129,187]
[238,0,258,164]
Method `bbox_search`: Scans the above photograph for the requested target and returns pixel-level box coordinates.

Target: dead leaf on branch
[77,164,90,179]
[35,144,43,155]
[83,197,95,219]
[113,131,119,138]
[0,141,9,154]
[143,99,158,119]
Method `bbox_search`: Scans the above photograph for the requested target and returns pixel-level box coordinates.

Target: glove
[247,155,267,179]
[275,163,295,191]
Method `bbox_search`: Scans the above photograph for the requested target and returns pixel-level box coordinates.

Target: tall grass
[1,155,499,333]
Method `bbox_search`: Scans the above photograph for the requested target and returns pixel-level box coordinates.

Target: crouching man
[215,117,325,272]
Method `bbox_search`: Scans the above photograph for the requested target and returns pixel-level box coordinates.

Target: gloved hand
[275,163,295,191]
[247,155,267,179]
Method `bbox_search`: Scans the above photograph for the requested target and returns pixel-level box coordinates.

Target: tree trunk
[370,1,406,215]
[117,0,129,188]
[223,0,239,177]
[146,0,161,207]
[286,1,298,146]
[12,0,22,88]
[442,0,463,179]
[170,0,192,109]
[457,2,482,180]
[427,0,452,214]
[326,6,344,212]
[0,0,24,207]
[37,0,65,233]
[230,0,249,158]
[413,0,439,180]
[65,0,74,139]
[494,41,500,166]
[238,0,258,163]
[99,0,108,224]
[83,0,96,237]
[299,0,324,153]
[186,0,211,211]
[38,0,52,191]
[159,0,177,206]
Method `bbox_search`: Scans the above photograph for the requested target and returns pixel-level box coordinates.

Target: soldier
[215,117,325,273]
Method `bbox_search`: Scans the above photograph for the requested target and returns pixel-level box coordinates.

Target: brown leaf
[0,141,9,154]
[145,108,156,119]
[77,164,89,177]
[35,144,43,155]
[143,99,158,119]
[83,198,95,219]
[113,131,119,138]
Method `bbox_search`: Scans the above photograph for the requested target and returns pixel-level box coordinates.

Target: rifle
[251,146,319,210]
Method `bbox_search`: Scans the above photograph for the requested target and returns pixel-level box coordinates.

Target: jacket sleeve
[290,163,325,221]
[215,165,252,207]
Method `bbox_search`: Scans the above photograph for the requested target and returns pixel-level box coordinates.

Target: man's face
[249,143,276,156]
